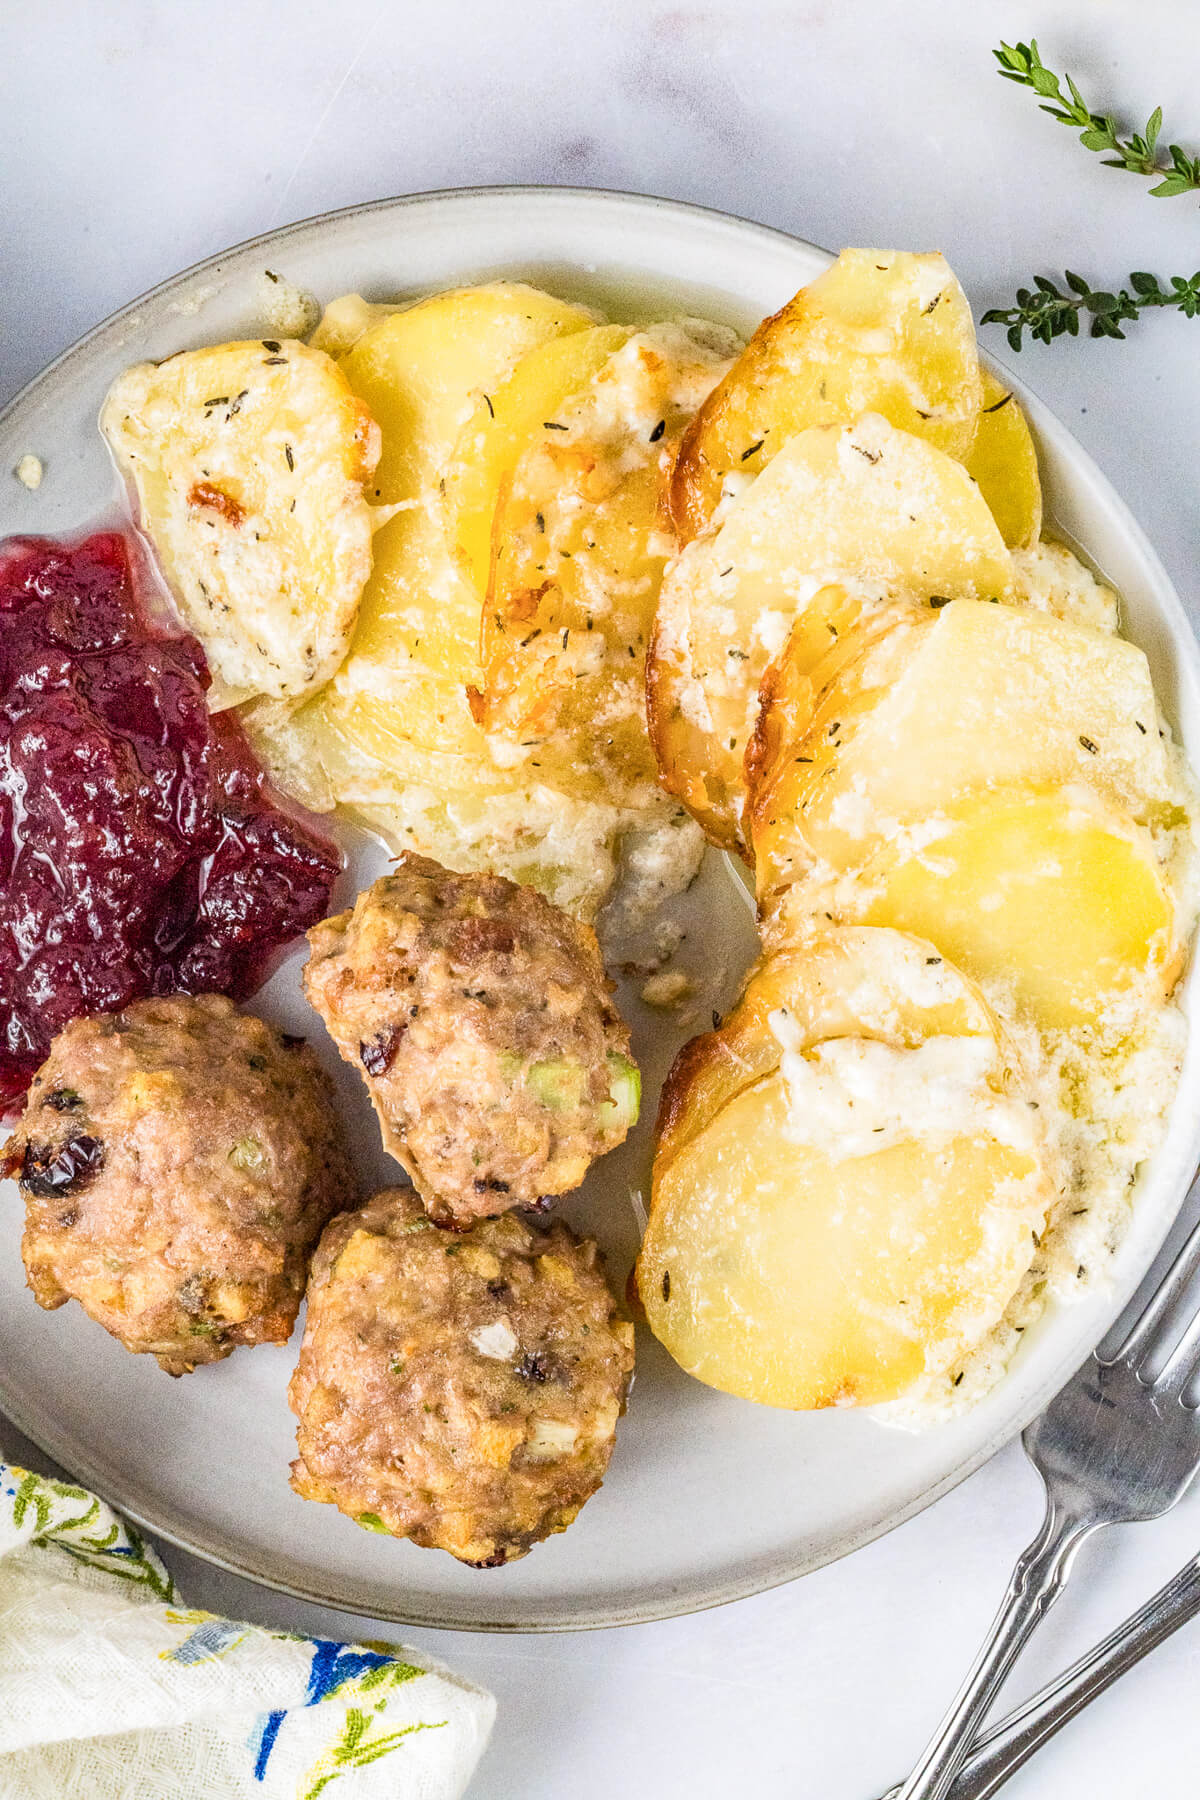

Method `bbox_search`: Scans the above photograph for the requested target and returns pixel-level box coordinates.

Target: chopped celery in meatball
[304,855,639,1226]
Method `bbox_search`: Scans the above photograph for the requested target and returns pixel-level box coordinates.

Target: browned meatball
[288,1187,636,1565]
[3,994,352,1374]
[303,856,640,1227]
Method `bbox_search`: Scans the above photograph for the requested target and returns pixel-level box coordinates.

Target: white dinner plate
[1,187,1199,1632]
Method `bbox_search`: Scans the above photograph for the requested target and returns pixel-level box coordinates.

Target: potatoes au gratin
[100,249,1199,1429]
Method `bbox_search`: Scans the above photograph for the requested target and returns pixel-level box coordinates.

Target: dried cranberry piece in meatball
[303,855,640,1226]
[288,1187,636,1564]
[6,994,352,1374]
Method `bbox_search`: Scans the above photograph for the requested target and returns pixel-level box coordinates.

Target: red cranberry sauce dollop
[0,531,340,1112]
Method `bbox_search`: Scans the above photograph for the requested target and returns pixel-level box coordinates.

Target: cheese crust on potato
[102,339,381,707]
[671,249,984,543]
[649,413,1014,848]
[470,319,736,805]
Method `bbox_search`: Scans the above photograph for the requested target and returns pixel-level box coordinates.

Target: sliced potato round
[742,588,924,820]
[289,284,594,788]
[444,322,630,597]
[640,1075,1050,1409]
[639,924,1052,1410]
[101,340,381,707]
[751,597,1174,884]
[859,788,1180,1030]
[750,607,937,894]
[671,249,984,542]
[339,282,594,505]
[965,370,1042,549]
[332,282,593,697]
[474,323,733,804]
[654,923,1005,1176]
[650,413,1012,847]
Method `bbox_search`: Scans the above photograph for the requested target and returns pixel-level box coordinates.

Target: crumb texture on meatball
[304,855,639,1225]
[5,994,352,1374]
[288,1187,636,1565]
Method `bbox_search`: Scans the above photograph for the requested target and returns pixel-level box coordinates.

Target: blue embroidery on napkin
[250,1640,395,1779]
[305,1639,392,1704]
[168,1619,247,1664]
[252,1709,286,1780]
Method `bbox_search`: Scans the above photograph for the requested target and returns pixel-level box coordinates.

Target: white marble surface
[4,1,1200,1794]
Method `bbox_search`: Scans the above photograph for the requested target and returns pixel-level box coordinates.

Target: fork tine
[1114,1212,1200,1371]
[1153,1304,1200,1398]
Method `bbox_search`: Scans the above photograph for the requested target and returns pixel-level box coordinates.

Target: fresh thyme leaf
[994,39,1200,196]
[981,269,1200,348]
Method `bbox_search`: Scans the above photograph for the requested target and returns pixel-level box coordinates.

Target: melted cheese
[771,1024,1037,1163]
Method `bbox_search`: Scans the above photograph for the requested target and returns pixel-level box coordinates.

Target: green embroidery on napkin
[301,1711,447,1798]
[6,1464,175,1601]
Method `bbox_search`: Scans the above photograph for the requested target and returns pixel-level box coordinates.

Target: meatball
[288,1187,636,1565]
[4,994,352,1374]
[303,856,640,1227]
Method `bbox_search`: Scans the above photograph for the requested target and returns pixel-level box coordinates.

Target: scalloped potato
[341,282,595,507]
[751,597,1173,886]
[244,287,713,918]
[330,282,593,718]
[671,249,984,542]
[246,285,620,906]
[637,927,1054,1409]
[650,414,1013,847]
[654,926,1005,1175]
[858,788,1180,1031]
[101,340,380,708]
[641,1081,1052,1410]
[474,322,735,805]
[445,322,630,598]
[965,370,1042,549]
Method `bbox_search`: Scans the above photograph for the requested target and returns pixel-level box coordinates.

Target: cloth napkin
[0,1459,495,1800]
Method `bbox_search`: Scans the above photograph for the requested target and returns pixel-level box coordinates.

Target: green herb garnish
[982,269,1200,349]
[985,40,1200,348]
[994,39,1200,196]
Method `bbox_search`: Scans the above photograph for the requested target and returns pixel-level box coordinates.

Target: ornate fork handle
[893,1491,1099,1800]
[880,1553,1200,1799]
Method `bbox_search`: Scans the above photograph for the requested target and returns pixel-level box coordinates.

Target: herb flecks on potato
[650,413,1014,849]
[102,340,380,708]
[637,929,1055,1410]
[671,249,984,543]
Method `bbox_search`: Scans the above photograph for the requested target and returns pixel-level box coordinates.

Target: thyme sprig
[982,269,1200,349]
[995,40,1200,196]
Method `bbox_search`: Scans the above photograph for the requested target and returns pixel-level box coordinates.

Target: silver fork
[891,1194,1200,1800]
[879,1546,1200,1798]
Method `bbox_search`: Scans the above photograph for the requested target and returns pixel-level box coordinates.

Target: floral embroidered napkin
[0,1461,494,1799]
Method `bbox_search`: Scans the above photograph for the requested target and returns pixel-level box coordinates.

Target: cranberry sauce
[0,532,340,1112]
